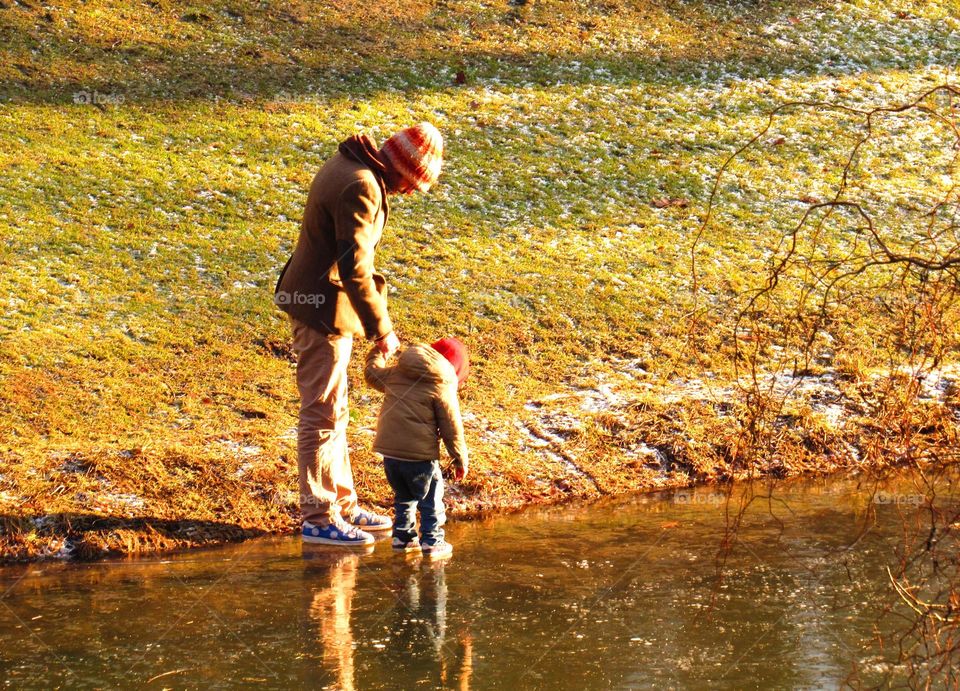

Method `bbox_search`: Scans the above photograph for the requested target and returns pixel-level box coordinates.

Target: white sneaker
[421,540,453,559]
[392,537,421,552]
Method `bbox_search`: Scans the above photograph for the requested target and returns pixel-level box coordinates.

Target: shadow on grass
[0,513,273,562]
[0,0,947,104]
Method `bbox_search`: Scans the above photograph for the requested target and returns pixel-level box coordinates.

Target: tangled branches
[876,462,960,688]
[687,84,960,471]
[690,85,960,687]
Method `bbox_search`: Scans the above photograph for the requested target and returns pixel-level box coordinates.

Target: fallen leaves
[652,197,690,209]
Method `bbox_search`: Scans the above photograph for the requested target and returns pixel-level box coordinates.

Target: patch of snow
[814,404,846,428]
[96,493,146,512]
[516,418,587,478]
[218,439,263,456]
[577,383,625,412]
[31,516,54,530]
[59,458,89,473]
[624,443,668,467]
[40,538,74,560]
[517,420,561,447]
[916,366,959,401]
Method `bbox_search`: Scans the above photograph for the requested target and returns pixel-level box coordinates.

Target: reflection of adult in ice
[275,123,445,545]
[303,549,370,690]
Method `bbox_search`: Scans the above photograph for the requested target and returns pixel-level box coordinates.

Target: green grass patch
[1,0,959,559]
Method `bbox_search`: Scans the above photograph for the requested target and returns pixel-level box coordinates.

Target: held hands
[454,464,468,482]
[377,331,400,356]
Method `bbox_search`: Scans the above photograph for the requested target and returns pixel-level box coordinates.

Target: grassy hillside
[1,0,959,559]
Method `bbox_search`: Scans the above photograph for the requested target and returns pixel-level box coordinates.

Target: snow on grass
[78,492,147,516]
[520,359,959,471]
[1,0,958,551]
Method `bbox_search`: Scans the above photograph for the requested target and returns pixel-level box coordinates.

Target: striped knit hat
[380,122,444,193]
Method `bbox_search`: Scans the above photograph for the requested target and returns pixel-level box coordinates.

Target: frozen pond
[1,470,957,688]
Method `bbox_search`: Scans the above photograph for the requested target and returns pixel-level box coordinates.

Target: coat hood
[396,343,457,385]
[338,134,389,180]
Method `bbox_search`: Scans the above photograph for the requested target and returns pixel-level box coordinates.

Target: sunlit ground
[1,0,958,558]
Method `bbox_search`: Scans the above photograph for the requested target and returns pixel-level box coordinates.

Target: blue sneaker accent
[347,509,393,532]
[302,519,374,546]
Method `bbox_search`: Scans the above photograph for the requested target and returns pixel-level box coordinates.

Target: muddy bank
[3,360,957,564]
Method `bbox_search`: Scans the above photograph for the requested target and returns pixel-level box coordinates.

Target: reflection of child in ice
[387,562,474,689]
[404,563,447,658]
[365,338,469,559]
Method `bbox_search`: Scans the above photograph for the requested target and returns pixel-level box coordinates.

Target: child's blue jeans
[383,458,445,545]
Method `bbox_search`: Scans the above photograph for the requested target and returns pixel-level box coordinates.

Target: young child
[364,337,469,559]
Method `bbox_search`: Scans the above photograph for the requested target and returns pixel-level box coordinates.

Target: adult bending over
[275,122,444,545]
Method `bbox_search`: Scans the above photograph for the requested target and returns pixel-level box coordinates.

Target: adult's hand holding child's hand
[377,331,400,355]
[454,464,468,481]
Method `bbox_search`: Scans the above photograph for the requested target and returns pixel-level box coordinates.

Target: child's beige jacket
[364,344,468,472]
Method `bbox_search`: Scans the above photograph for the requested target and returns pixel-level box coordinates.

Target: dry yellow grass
[1,0,959,560]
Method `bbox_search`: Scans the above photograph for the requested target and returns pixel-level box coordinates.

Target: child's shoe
[421,539,453,560]
[347,509,393,532]
[302,518,374,546]
[392,536,421,552]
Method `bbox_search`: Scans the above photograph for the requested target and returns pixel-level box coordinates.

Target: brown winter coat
[275,145,392,339]
[364,344,469,471]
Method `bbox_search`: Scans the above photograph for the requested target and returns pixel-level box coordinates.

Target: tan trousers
[290,317,358,526]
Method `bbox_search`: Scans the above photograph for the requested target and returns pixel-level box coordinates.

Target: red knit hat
[431,337,469,387]
[380,122,444,193]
